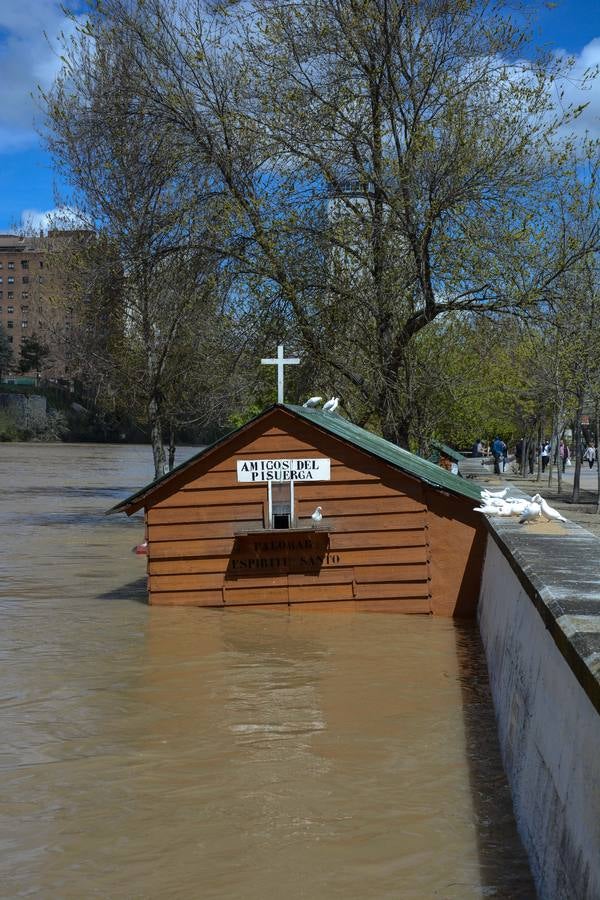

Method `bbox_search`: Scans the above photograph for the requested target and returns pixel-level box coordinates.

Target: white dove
[504,498,531,516]
[532,494,567,523]
[519,501,542,524]
[311,506,323,527]
[322,397,339,413]
[481,488,508,499]
[303,396,322,408]
[474,501,513,516]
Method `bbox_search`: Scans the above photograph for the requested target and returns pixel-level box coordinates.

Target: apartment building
[0,232,84,381]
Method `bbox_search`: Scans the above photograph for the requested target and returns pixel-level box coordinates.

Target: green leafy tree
[0,325,13,382]
[19,335,50,385]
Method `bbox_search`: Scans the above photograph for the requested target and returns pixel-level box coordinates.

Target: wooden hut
[110,404,486,616]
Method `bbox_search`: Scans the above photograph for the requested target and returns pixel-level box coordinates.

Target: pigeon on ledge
[322,397,339,413]
[519,501,542,524]
[532,494,567,523]
[481,488,508,499]
[303,396,322,408]
[311,506,323,527]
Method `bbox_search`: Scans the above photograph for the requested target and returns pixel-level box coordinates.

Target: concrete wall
[0,392,47,430]
[478,521,600,900]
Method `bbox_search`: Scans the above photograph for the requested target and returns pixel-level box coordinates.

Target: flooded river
[0,443,535,898]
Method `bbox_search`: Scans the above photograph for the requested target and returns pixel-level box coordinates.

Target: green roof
[283,405,481,501]
[110,403,482,514]
[430,441,465,462]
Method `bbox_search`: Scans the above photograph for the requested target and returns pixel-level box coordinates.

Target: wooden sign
[226,532,334,577]
[237,457,331,482]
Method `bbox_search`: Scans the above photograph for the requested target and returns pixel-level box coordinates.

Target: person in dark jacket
[491,436,504,475]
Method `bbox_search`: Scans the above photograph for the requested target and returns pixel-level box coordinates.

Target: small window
[0,291,3,298]
[22,276,29,284]
[268,481,295,529]
[7,335,12,343]
[7,277,14,284]
[21,304,28,311]
[7,306,13,313]
[7,261,15,269]
[7,321,13,329]
[39,260,44,268]
[21,320,28,328]
[0,262,3,268]
[21,260,28,269]
[21,292,28,300]
[7,292,13,299]
[0,277,3,284]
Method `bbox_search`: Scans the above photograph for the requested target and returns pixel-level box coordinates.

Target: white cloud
[20,206,87,232]
[552,38,600,139]
[0,1,81,151]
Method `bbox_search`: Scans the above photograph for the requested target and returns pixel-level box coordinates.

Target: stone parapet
[478,512,600,900]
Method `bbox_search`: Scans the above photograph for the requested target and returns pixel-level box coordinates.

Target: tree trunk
[168,420,176,472]
[556,422,562,495]
[595,404,600,514]
[148,394,166,480]
[547,418,555,488]
[380,401,410,448]
[572,396,585,503]
[536,420,542,482]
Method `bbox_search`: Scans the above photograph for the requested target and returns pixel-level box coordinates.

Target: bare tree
[43,15,228,476]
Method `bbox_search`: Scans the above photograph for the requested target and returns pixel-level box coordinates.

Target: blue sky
[0,0,599,232]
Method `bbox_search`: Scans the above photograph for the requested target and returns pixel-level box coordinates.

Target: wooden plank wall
[145,423,433,612]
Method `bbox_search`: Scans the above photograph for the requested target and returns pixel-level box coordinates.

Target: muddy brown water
[0,443,535,899]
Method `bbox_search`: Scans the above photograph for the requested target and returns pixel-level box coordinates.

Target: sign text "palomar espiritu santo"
[236,458,331,482]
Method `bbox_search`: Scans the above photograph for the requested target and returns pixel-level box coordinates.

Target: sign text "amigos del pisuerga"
[236,458,331,482]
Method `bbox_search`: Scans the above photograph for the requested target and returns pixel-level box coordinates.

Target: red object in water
[133,540,148,555]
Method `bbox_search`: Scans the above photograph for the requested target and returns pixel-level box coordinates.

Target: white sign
[237,458,331,483]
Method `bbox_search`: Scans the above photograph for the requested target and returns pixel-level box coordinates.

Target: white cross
[261,344,300,404]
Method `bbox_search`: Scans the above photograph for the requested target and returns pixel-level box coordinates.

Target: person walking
[540,440,551,474]
[491,436,504,475]
[583,443,596,469]
[559,441,570,473]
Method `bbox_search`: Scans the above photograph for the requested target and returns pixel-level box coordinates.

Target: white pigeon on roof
[532,493,567,523]
[311,506,323,527]
[303,396,322,408]
[322,397,339,413]
[519,500,542,524]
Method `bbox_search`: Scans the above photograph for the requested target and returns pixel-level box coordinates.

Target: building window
[21,304,28,311]
[7,321,13,329]
[0,291,3,298]
[21,320,28,328]
[21,292,28,300]
[21,260,28,269]
[7,336,12,344]
[22,276,29,284]
[7,277,14,284]
[39,260,44,268]
[7,306,14,313]
[38,276,44,284]
[267,481,295,529]
[7,292,13,299]
[0,277,3,284]
[7,261,15,269]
